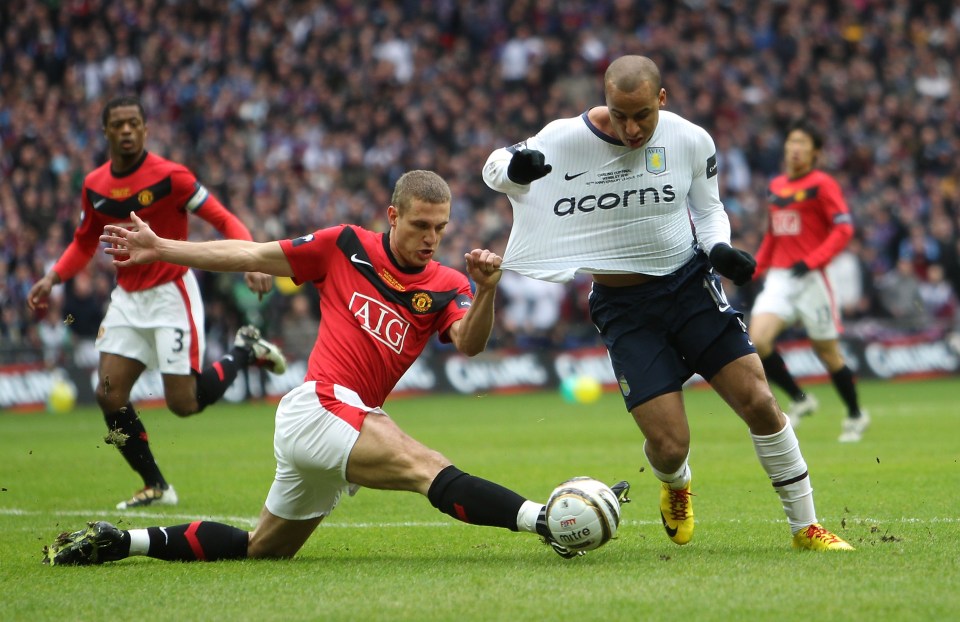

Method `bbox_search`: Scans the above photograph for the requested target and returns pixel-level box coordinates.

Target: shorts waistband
[590,253,707,297]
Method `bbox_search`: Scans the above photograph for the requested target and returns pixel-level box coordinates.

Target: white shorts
[265,381,371,521]
[96,270,206,375]
[752,267,841,340]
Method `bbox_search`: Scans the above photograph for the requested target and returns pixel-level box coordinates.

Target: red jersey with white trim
[754,169,854,275]
[279,225,473,407]
[53,151,252,291]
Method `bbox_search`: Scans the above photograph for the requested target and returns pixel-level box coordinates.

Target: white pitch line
[1,507,958,527]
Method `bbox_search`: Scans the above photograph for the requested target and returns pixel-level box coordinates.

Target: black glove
[507,148,552,184]
[708,243,757,286]
[790,261,810,277]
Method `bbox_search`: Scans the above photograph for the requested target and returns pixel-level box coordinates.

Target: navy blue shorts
[588,252,756,411]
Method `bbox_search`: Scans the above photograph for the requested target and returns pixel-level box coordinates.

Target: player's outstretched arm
[101,212,294,277]
[448,248,502,357]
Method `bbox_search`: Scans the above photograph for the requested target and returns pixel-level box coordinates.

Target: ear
[387,205,399,226]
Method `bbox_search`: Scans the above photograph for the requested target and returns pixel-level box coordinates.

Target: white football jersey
[484,110,732,282]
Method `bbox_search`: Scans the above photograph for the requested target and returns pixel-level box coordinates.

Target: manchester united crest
[137,189,155,206]
[411,292,433,313]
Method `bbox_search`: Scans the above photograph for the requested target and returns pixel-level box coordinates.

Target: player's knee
[166,396,200,417]
[753,340,774,358]
[246,543,294,560]
[747,322,778,354]
[812,342,844,370]
[739,389,781,428]
[247,532,300,560]
[95,386,128,413]
[748,329,774,356]
[643,435,690,471]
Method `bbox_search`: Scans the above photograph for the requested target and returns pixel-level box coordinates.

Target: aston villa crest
[645,147,666,174]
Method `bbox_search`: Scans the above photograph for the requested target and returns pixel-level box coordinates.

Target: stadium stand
[2,0,959,368]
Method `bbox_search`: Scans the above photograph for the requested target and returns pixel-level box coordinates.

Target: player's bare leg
[630,392,695,544]
[163,372,203,416]
[347,410,553,548]
[750,312,816,426]
[710,354,851,548]
[96,352,144,413]
[247,508,324,559]
[709,354,783,434]
[97,352,175,508]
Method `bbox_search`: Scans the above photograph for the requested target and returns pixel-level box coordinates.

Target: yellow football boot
[659,481,694,545]
[792,523,855,551]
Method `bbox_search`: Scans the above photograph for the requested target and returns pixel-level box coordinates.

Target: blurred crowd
[2,0,960,367]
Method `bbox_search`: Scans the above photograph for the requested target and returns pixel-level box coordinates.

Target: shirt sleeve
[804,175,854,270]
[176,170,253,241]
[753,217,775,277]
[686,129,732,254]
[482,139,539,195]
[278,226,343,284]
[51,188,100,282]
[436,283,474,343]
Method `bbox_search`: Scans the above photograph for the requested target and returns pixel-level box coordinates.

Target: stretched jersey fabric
[53,151,252,291]
[279,225,473,408]
[483,110,732,282]
[754,169,854,275]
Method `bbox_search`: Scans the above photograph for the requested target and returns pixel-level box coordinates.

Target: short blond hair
[391,170,451,214]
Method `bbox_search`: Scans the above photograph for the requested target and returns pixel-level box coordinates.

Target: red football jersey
[754,169,854,275]
[53,152,252,291]
[280,225,473,408]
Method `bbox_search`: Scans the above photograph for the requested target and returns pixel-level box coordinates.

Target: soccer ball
[47,374,78,414]
[545,477,621,552]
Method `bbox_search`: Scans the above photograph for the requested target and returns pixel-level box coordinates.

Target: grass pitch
[1,377,958,621]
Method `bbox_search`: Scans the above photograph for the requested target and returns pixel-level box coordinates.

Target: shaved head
[600,55,665,149]
[604,55,662,94]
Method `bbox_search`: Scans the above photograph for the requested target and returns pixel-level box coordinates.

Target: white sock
[516,500,543,534]
[644,441,691,489]
[128,528,150,556]
[752,422,817,534]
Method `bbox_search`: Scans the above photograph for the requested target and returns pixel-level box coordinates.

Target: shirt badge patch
[411,292,433,313]
[645,147,666,174]
[137,189,154,206]
[618,373,631,397]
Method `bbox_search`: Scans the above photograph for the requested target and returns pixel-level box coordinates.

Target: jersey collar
[382,231,427,274]
[110,150,149,178]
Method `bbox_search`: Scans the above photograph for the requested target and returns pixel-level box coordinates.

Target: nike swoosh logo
[660,511,679,538]
[93,199,107,209]
[350,254,374,268]
[160,527,169,545]
[564,171,588,181]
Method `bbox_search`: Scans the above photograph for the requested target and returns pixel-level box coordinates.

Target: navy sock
[427,465,526,531]
[104,402,166,488]
[146,522,249,561]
